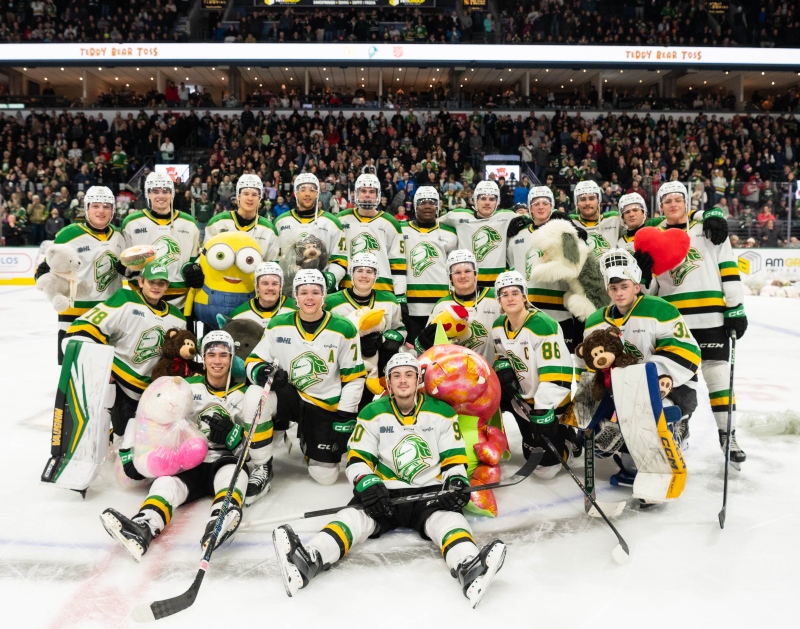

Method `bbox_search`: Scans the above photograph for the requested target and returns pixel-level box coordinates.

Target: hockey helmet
[385,352,420,378]
[495,270,527,297]
[84,185,116,211]
[294,172,320,195]
[292,268,327,297]
[472,180,500,206]
[618,192,647,215]
[446,249,477,274]
[573,180,601,206]
[599,248,642,287]
[202,330,235,356]
[144,171,175,196]
[527,185,555,208]
[236,174,264,198]
[349,252,379,274]
[413,186,440,212]
[657,181,688,208]
[354,173,381,211]
[255,261,284,285]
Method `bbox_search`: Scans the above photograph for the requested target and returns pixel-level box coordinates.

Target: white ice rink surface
[1,287,798,629]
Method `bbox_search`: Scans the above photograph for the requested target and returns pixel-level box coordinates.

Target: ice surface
[1,287,798,628]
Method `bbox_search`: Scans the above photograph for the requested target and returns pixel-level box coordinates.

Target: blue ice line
[750,321,800,338]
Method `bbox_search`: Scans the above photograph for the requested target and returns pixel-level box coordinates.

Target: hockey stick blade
[240,450,544,532]
[587,501,626,519]
[131,569,205,622]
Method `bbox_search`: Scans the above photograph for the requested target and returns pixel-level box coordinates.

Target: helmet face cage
[145,172,174,197]
[355,174,380,211]
[599,248,642,286]
[292,269,327,299]
[84,186,116,211]
[202,331,235,356]
[528,186,554,208]
[237,174,264,199]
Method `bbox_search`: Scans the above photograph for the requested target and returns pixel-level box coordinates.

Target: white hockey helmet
[144,171,175,196]
[349,252,379,274]
[255,261,283,284]
[472,180,500,206]
[385,352,420,378]
[527,185,555,208]
[84,185,116,211]
[293,172,320,195]
[292,268,327,298]
[355,173,381,211]
[573,180,601,206]
[413,186,440,212]
[657,181,688,208]
[599,248,642,287]
[446,249,477,274]
[618,192,647,215]
[237,174,264,198]
[495,270,527,297]
[201,330,235,356]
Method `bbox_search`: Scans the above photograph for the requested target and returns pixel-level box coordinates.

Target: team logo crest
[472,226,501,262]
[350,232,380,256]
[95,251,119,292]
[152,235,181,268]
[669,247,703,286]
[587,233,610,257]
[392,434,432,483]
[462,321,488,351]
[410,242,438,277]
[290,352,328,391]
[622,340,643,360]
[525,247,543,280]
[133,326,166,364]
[506,350,528,382]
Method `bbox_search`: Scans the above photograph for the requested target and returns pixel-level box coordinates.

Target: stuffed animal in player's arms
[150,328,202,380]
[575,326,640,401]
[35,243,82,312]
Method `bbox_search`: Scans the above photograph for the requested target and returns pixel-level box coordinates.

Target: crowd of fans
[3,101,800,248]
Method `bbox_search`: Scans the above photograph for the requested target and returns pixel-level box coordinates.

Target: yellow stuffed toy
[345,307,386,395]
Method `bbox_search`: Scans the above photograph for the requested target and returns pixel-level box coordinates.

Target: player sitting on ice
[100,331,274,561]
[576,249,702,484]
[64,262,186,438]
[230,261,297,327]
[273,353,506,609]
[491,271,576,479]
[246,269,366,485]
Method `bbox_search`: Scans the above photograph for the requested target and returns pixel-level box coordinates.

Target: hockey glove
[549,211,588,242]
[270,367,290,391]
[495,358,521,403]
[360,331,383,358]
[382,329,404,355]
[415,323,436,353]
[356,474,393,520]
[333,410,358,435]
[507,215,532,238]
[632,249,655,287]
[439,475,470,512]
[529,408,558,440]
[119,448,146,481]
[203,412,243,450]
[114,259,129,277]
[252,363,277,387]
[35,260,50,280]
[397,296,411,330]
[702,207,729,245]
[181,262,205,289]
[323,271,337,293]
[724,305,747,339]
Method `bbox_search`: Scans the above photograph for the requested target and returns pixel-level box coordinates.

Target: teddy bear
[216,316,264,381]
[150,328,202,381]
[36,243,82,312]
[527,219,609,320]
[575,326,640,402]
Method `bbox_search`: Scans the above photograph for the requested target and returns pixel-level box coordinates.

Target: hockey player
[616,192,648,252]
[64,262,186,437]
[230,261,297,326]
[439,180,517,288]
[273,353,506,609]
[121,172,200,307]
[100,331,272,561]
[491,271,574,478]
[650,181,747,462]
[415,250,501,364]
[576,249,701,462]
[36,185,125,364]
[274,173,348,292]
[400,186,458,344]
[246,269,366,485]
[570,180,622,257]
[325,252,406,408]
[338,173,408,319]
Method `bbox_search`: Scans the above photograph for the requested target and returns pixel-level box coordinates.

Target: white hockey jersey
[439,208,515,286]
[121,209,200,305]
[338,209,407,295]
[245,311,366,413]
[401,220,458,317]
[324,289,407,341]
[203,211,280,262]
[65,287,187,399]
[274,210,348,285]
[571,211,622,258]
[491,309,573,414]
[229,295,297,328]
[424,288,501,364]
[346,394,468,490]
[650,222,743,331]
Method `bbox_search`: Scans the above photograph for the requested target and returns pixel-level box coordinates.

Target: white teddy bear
[36,243,82,312]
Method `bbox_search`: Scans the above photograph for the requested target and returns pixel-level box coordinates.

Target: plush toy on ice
[116,376,207,485]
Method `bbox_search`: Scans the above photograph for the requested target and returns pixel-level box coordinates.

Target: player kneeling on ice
[273,353,506,609]
[246,269,366,486]
[101,331,274,561]
[491,271,576,479]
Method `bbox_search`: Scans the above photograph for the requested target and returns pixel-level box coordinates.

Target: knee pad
[308,460,339,486]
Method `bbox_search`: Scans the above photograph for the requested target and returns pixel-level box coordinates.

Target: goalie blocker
[41,341,115,492]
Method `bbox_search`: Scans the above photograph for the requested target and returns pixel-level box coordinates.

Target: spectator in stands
[160,137,176,164]
[45,207,65,241]
[759,219,781,248]
[757,204,777,227]
[2,214,25,246]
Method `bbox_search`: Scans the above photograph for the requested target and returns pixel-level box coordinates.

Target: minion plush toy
[186,232,262,330]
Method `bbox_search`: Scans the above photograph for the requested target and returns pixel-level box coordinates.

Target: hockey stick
[239,449,544,532]
[130,370,276,623]
[718,331,737,530]
[542,436,630,565]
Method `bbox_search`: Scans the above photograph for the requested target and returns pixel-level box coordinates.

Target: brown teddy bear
[150,328,202,381]
[575,326,639,401]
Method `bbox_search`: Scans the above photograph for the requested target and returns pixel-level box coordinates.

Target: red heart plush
[634,227,691,276]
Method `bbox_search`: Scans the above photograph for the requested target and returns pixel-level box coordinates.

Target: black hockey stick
[542,436,630,564]
[240,449,544,531]
[130,370,276,623]
[719,331,737,530]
